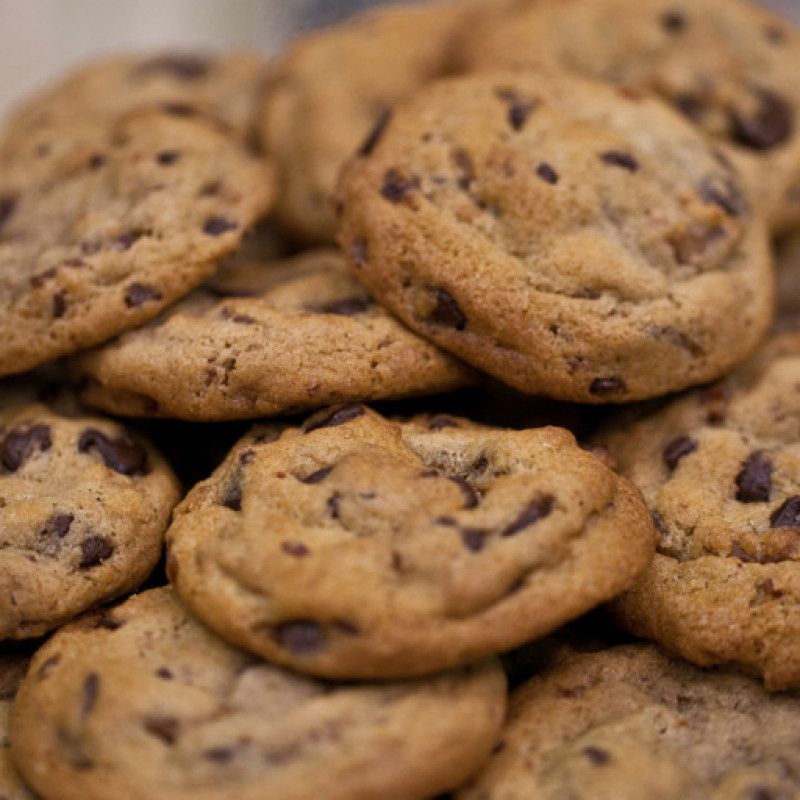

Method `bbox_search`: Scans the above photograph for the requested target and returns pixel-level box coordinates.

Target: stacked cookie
[0,0,799,797]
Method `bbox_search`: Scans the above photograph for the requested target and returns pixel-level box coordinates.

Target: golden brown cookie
[0,656,35,800]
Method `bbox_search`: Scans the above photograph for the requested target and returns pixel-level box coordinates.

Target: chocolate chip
[436,516,457,526]
[299,466,333,484]
[111,231,141,251]
[450,476,479,509]
[427,288,466,330]
[749,786,778,800]
[219,474,243,511]
[358,110,392,157]
[0,195,17,233]
[731,89,794,151]
[79,536,115,569]
[589,377,627,396]
[80,673,100,717]
[662,436,698,471]
[274,620,326,655]
[89,153,106,169]
[144,715,180,745]
[350,236,368,267]
[30,268,56,288]
[52,291,67,318]
[302,404,365,433]
[660,9,687,32]
[599,151,639,171]
[536,162,558,184]
[765,25,786,44]
[698,175,747,216]
[461,528,487,552]
[204,746,236,763]
[92,612,123,630]
[502,495,555,537]
[674,93,705,122]
[203,217,238,236]
[78,429,148,476]
[281,541,310,557]
[41,513,74,539]
[326,493,341,519]
[156,667,174,680]
[123,282,162,308]
[735,452,773,503]
[381,169,419,204]
[507,99,536,131]
[428,417,459,431]
[156,150,180,165]
[317,296,372,316]
[770,496,800,528]
[136,54,211,80]
[583,746,611,765]
[452,148,475,190]
[161,102,196,117]
[37,655,60,680]
[1,424,52,472]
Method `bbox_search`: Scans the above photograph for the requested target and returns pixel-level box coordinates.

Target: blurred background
[0,0,798,116]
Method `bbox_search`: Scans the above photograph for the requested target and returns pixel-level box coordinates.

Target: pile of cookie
[0,0,799,797]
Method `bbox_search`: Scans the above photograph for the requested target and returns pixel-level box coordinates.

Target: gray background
[0,0,798,117]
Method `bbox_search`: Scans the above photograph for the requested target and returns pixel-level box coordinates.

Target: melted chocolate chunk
[302,404,365,433]
[274,620,326,655]
[136,54,211,80]
[461,528,487,552]
[358,110,392,157]
[78,429,148,475]
[81,673,100,717]
[735,452,773,503]
[156,150,180,165]
[427,288,466,330]
[79,536,115,568]
[583,746,611,765]
[52,290,67,318]
[698,175,747,216]
[674,93,705,123]
[599,151,639,172]
[502,495,555,537]
[41,513,74,539]
[281,541,310,557]
[589,377,627,396]
[660,9,687,32]
[89,153,106,169]
[219,474,243,511]
[507,99,536,131]
[203,217,238,236]
[450,476,479,509]
[0,194,17,233]
[662,435,698,471]
[731,89,794,151]
[536,162,559,184]
[770,496,800,528]
[381,169,419,204]
[144,715,180,745]
[204,746,236,763]
[124,282,162,308]
[452,148,475,190]
[299,466,333,484]
[1,424,52,472]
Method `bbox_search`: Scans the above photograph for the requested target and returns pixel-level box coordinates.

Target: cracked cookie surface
[0,400,180,639]
[72,249,473,420]
[462,0,800,234]
[10,587,506,800]
[597,333,800,689]
[457,643,800,800]
[336,70,772,403]
[167,404,653,679]
[260,0,467,242]
[0,109,274,376]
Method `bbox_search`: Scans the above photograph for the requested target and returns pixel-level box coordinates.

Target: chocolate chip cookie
[71,249,474,420]
[4,51,267,144]
[0,108,274,377]
[462,0,800,234]
[166,404,654,679]
[10,587,506,800]
[336,70,773,403]
[0,399,180,639]
[596,332,800,689]
[776,233,800,327]
[457,643,800,799]
[0,656,35,800]
[260,0,467,242]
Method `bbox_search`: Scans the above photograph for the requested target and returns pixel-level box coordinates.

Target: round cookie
[166,404,654,679]
[260,0,468,242]
[10,587,507,800]
[336,70,773,403]
[461,0,800,234]
[596,332,800,689]
[71,249,474,420]
[4,51,267,145]
[0,656,35,800]
[457,643,800,800]
[0,108,274,377]
[0,399,180,639]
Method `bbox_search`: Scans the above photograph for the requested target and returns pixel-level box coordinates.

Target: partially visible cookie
[4,51,267,145]
[462,0,800,233]
[776,233,800,327]
[10,587,506,800]
[0,109,274,377]
[0,656,35,800]
[260,0,468,242]
[596,332,800,689]
[0,400,180,639]
[71,249,474,420]
[457,643,800,800]
[167,404,654,679]
[336,70,773,403]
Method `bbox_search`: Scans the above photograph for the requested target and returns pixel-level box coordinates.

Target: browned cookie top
[166,405,653,679]
[596,333,800,689]
[0,109,274,376]
[0,400,180,639]
[10,588,506,800]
